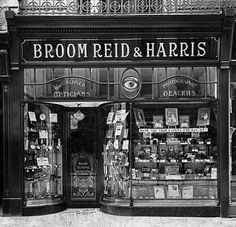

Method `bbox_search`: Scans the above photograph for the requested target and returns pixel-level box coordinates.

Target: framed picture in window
[153,115,164,128]
[165,108,178,126]
[179,115,190,128]
[134,108,146,128]
[197,107,210,126]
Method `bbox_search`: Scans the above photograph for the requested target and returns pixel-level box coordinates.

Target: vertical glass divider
[129,102,133,207]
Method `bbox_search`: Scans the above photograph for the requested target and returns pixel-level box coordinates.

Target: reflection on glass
[24,103,63,206]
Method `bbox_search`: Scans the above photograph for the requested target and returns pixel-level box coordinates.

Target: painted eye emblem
[122,77,139,90]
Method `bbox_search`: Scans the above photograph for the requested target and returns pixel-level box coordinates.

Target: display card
[154,186,165,199]
[28,111,37,122]
[153,115,164,128]
[165,108,178,126]
[167,185,180,198]
[50,113,58,123]
[133,108,146,128]
[197,107,211,126]
[106,112,114,124]
[37,157,49,166]
[182,186,194,198]
[179,115,190,128]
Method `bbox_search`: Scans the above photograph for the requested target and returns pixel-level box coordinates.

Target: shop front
[1,11,233,217]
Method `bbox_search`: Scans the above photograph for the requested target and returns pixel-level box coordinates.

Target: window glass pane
[35,69,53,98]
[24,103,63,206]
[24,69,35,100]
[193,67,205,97]
[179,67,192,77]
[72,68,90,98]
[109,68,124,99]
[193,67,205,81]
[206,67,218,98]
[139,68,152,98]
[154,68,166,98]
[167,67,179,78]
[91,68,108,99]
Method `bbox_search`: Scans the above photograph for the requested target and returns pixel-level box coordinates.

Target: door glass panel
[69,109,97,200]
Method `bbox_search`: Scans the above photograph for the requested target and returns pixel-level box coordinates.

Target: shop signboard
[158,75,202,98]
[21,38,218,62]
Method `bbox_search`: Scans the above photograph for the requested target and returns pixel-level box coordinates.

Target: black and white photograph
[1,0,236,227]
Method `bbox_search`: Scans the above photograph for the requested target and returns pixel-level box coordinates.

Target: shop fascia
[21,38,217,62]
[32,41,206,59]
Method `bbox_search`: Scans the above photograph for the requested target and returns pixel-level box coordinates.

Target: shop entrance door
[67,108,100,207]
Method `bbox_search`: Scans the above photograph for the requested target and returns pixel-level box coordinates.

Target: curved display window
[23,103,63,206]
[101,101,218,208]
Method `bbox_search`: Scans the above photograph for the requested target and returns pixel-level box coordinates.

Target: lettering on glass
[158,76,202,98]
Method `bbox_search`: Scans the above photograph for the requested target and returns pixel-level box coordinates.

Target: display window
[102,101,218,205]
[23,103,63,206]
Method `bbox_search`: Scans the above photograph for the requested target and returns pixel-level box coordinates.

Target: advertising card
[179,115,190,128]
[115,123,123,137]
[182,186,194,199]
[197,107,211,126]
[28,111,37,122]
[37,157,49,166]
[154,186,165,199]
[164,166,179,175]
[153,115,164,128]
[106,111,114,124]
[165,108,178,126]
[133,108,146,128]
[167,185,180,198]
[50,113,58,123]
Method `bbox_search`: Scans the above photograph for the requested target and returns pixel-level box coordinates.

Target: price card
[123,129,128,138]
[115,124,123,137]
[211,168,217,179]
[50,113,58,123]
[114,140,119,149]
[106,112,114,124]
[122,140,129,150]
[28,111,37,121]
[37,157,49,166]
[39,130,48,139]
